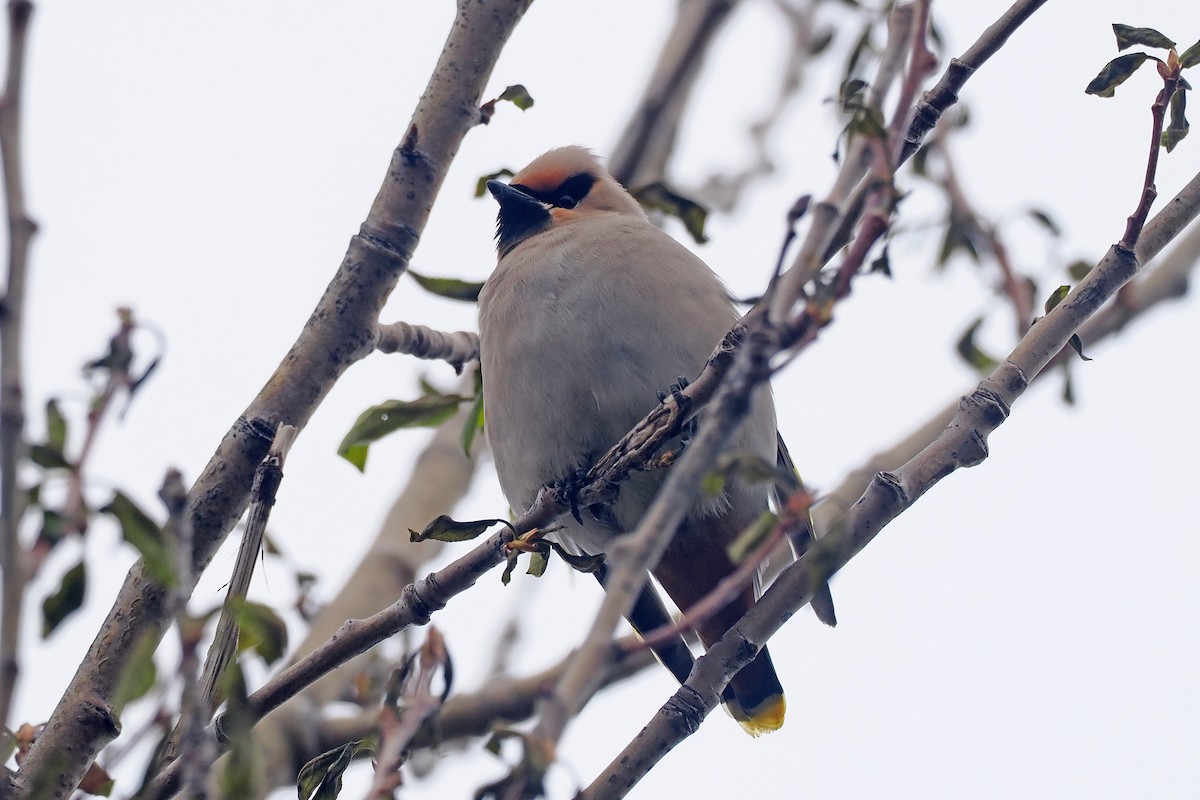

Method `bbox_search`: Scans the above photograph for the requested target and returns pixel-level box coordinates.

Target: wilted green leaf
[955,317,1000,374]
[235,600,289,666]
[870,245,892,276]
[41,560,86,637]
[501,550,519,586]
[478,85,534,126]
[727,511,778,564]
[1069,333,1093,362]
[28,444,70,470]
[526,550,549,578]
[475,168,514,198]
[1181,38,1200,68]
[298,740,375,800]
[113,632,158,709]
[1085,53,1151,97]
[547,541,603,574]
[338,394,469,471]
[1112,24,1175,51]
[407,269,484,303]
[498,84,535,111]
[631,182,709,244]
[409,514,505,543]
[1067,259,1094,281]
[1043,285,1071,313]
[46,398,67,452]
[839,78,869,111]
[102,491,174,587]
[1162,89,1189,152]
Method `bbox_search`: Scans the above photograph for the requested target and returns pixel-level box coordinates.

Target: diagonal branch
[10,1,534,796]
[585,149,1200,798]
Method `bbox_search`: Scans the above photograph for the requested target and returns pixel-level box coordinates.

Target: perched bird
[478,146,793,735]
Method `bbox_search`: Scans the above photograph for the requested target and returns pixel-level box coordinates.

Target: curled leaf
[479,85,534,125]
[631,182,709,244]
[547,541,603,574]
[1085,53,1150,97]
[407,269,484,302]
[1043,285,1071,313]
[235,599,289,666]
[1181,38,1200,68]
[297,740,375,800]
[338,394,469,471]
[1069,333,1093,362]
[409,514,505,543]
[498,84,535,110]
[955,317,1000,374]
[41,560,86,637]
[1112,24,1175,51]
[102,491,174,587]
[1161,89,1189,152]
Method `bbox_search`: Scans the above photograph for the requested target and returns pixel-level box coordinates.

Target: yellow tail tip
[729,694,786,737]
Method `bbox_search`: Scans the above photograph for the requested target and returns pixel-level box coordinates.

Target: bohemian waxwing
[478,146,788,735]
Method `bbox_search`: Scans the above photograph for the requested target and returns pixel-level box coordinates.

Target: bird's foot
[552,468,587,524]
[656,375,690,405]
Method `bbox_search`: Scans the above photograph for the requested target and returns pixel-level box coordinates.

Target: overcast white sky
[7,1,1200,798]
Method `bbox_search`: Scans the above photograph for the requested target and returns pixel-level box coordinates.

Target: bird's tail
[717,599,786,736]
[654,521,787,735]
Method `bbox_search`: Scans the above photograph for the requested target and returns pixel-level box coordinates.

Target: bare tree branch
[0,0,36,732]
[9,1,534,796]
[900,0,1051,162]
[375,321,479,373]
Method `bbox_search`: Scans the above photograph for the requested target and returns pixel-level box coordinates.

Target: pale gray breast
[478,213,776,550]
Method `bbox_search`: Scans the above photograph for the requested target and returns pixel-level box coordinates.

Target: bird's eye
[557,195,577,209]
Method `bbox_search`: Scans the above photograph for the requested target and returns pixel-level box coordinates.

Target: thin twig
[1119,59,1180,250]
[0,0,36,731]
[901,0,1051,162]
[366,628,449,799]
[375,321,479,373]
